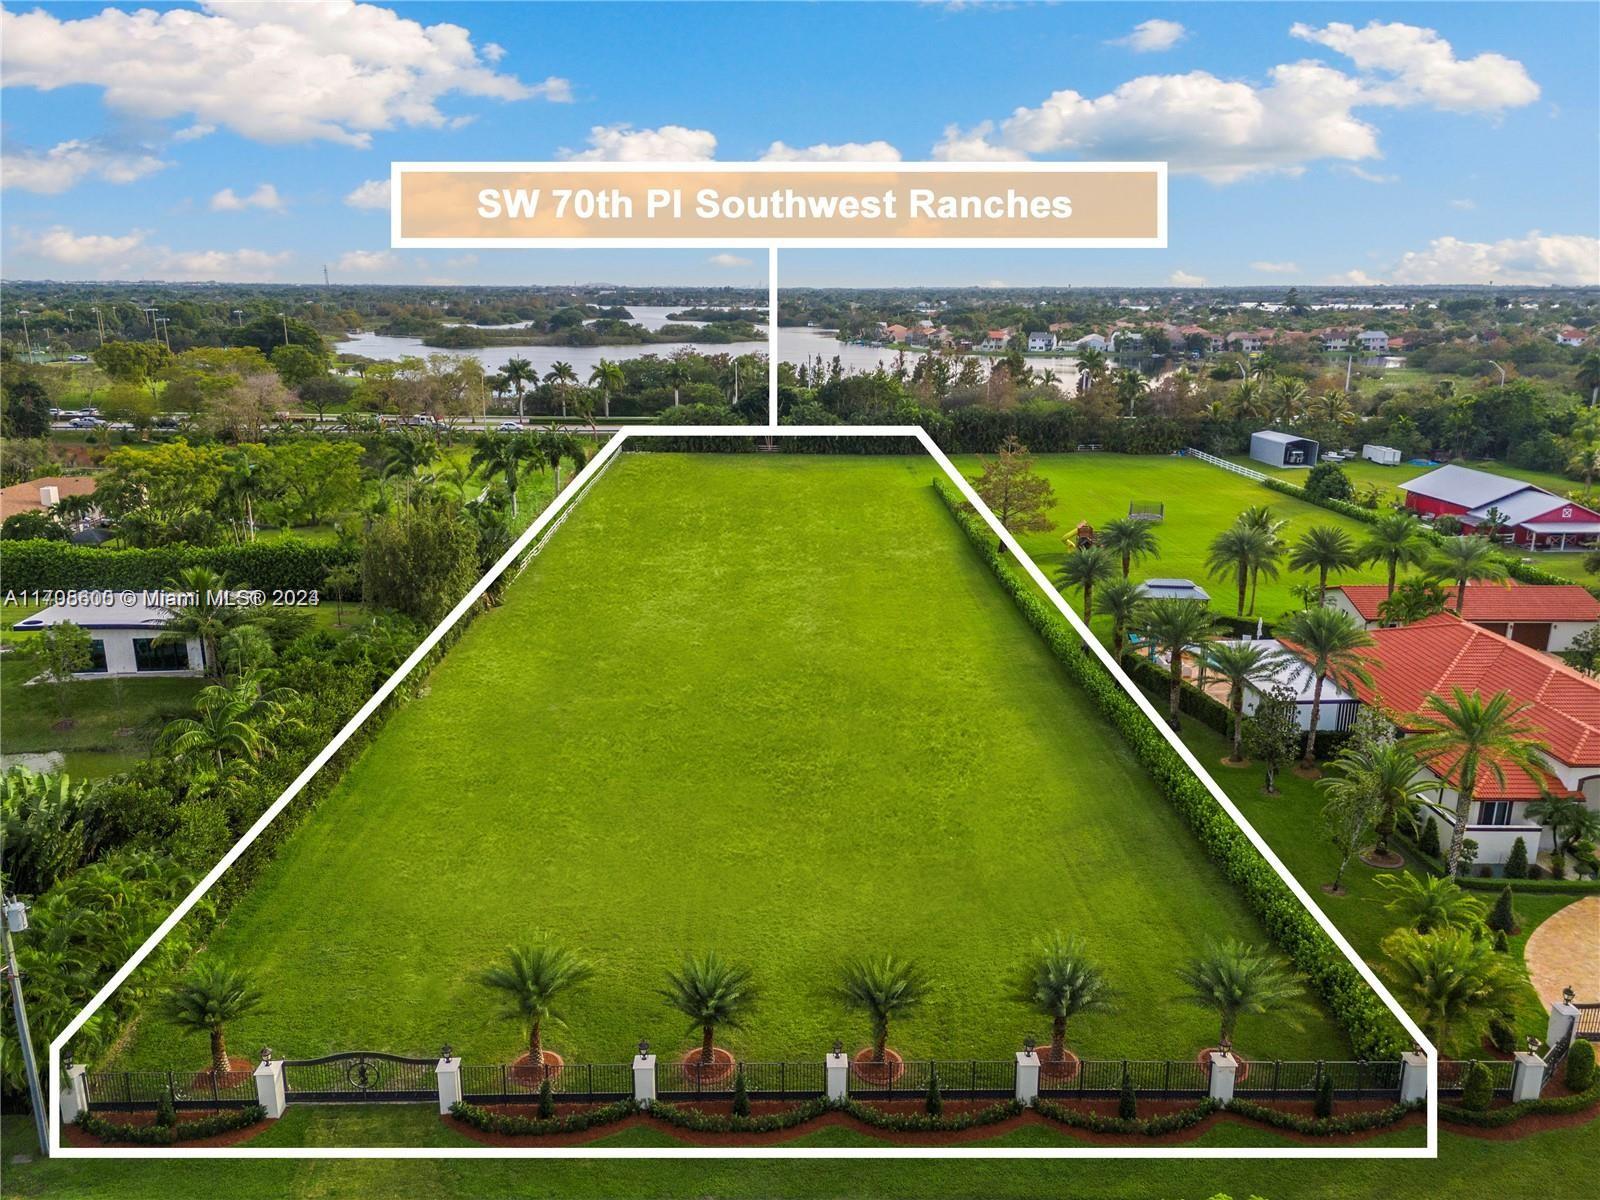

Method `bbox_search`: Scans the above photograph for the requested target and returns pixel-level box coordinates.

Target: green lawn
[113,453,1357,1077]
[953,453,1387,628]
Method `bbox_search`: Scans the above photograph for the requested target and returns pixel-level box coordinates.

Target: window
[1477,801,1513,827]
[132,637,189,672]
[85,639,108,674]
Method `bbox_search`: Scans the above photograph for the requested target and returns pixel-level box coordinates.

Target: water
[779,327,1083,386]
[337,306,768,373]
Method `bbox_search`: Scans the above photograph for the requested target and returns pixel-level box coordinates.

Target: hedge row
[839,1098,1022,1133]
[1223,1097,1417,1135]
[1258,476,1581,589]
[0,538,357,594]
[74,1105,265,1145]
[648,1097,830,1133]
[933,478,1408,1060]
[1438,1078,1600,1128]
[1032,1097,1217,1136]
[447,1099,636,1136]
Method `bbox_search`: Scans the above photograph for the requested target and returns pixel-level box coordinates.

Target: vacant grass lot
[951,453,1386,627]
[117,453,1355,1073]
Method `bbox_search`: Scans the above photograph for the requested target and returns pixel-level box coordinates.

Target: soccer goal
[1129,500,1165,522]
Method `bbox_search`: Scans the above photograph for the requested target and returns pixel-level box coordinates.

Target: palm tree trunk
[673,386,680,407]
[1456,578,1467,611]
[1387,560,1398,599]
[1446,787,1473,873]
[1082,582,1093,621]
[1302,676,1324,767]
[1168,656,1183,728]
[211,1026,228,1076]
[530,1019,544,1072]
[874,1019,888,1064]
[1112,625,1124,656]
[1236,563,1247,616]
[1231,695,1245,761]
[1051,1015,1066,1062]
[1318,566,1328,603]
[701,1024,715,1066]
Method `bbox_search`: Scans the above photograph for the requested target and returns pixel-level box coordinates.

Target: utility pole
[323,264,330,288]
[3,896,49,1157]
[18,310,33,358]
[91,307,106,346]
[155,317,173,352]
[277,311,290,346]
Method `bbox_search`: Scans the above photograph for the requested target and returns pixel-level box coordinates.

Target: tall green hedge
[0,539,358,594]
[932,478,1408,1060]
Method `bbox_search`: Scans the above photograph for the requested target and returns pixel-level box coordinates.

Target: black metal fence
[655,1059,827,1101]
[83,1068,256,1111]
[282,1052,437,1103]
[846,1059,1015,1101]
[1038,1058,1211,1099]
[1233,1059,1402,1100]
[460,1061,632,1104]
[1439,1059,1515,1099]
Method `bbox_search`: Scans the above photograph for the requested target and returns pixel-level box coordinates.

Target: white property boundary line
[52,426,1435,1161]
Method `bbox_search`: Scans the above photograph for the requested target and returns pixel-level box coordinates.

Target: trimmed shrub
[925,1067,943,1117]
[1567,1040,1596,1091]
[1118,1073,1138,1120]
[1303,462,1354,503]
[75,1105,264,1146]
[537,1077,555,1120]
[1033,1097,1216,1136]
[448,1099,634,1136]
[732,1068,751,1119]
[1493,929,1509,953]
[0,538,356,594]
[1487,1013,1518,1055]
[1313,1073,1335,1119]
[1225,1098,1416,1136]
[1460,1060,1494,1112]
[1486,886,1519,935]
[1442,1079,1600,1128]
[153,1091,176,1130]
[1418,817,1442,859]
[1503,837,1529,879]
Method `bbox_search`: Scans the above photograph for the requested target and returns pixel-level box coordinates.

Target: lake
[779,326,1084,385]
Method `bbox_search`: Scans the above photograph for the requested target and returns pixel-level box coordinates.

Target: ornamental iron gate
[281,1052,437,1103]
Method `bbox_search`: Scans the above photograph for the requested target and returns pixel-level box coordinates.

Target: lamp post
[17,309,33,358]
[1488,360,1506,391]
[2,895,49,1156]
[277,312,290,347]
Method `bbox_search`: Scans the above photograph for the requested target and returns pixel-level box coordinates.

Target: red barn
[1395,464,1600,551]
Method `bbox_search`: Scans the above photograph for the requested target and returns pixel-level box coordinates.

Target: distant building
[1226,331,1265,353]
[979,329,1011,351]
[1397,463,1600,550]
[1249,430,1319,468]
[12,593,204,678]
[1134,578,1210,602]
[1327,582,1600,653]
[1556,328,1590,347]
[0,475,97,523]
[1357,330,1389,353]
[1026,331,1057,352]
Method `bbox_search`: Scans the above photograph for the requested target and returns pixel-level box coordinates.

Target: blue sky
[2,1,1596,288]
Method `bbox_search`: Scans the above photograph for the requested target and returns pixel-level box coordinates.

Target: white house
[1319,329,1352,352]
[1026,331,1057,352]
[1065,333,1110,353]
[1325,582,1600,654]
[1556,328,1589,347]
[1226,331,1265,353]
[12,593,205,677]
[1207,638,1360,732]
[979,328,1011,351]
[1357,330,1390,353]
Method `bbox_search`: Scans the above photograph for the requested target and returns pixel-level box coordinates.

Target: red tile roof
[0,475,97,522]
[1336,614,1600,798]
[1333,582,1600,623]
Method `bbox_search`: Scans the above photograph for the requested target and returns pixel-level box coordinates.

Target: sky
[1,1,1597,289]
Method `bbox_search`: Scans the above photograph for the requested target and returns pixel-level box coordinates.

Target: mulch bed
[1216,756,1253,769]
[679,1047,735,1085]
[507,1051,565,1086]
[186,1056,255,1091]
[1443,1081,1600,1140]
[1037,1048,1081,1082]
[63,1108,267,1149]
[850,1047,904,1085]
[1361,848,1406,869]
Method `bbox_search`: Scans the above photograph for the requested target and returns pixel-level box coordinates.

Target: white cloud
[1109,19,1187,53]
[707,253,752,268]
[0,2,568,147]
[13,225,289,280]
[160,247,290,281]
[1,139,168,194]
[760,140,902,162]
[210,183,285,212]
[337,249,399,273]
[344,179,392,211]
[1290,20,1539,112]
[1385,231,1599,286]
[1168,269,1206,286]
[16,226,148,265]
[1250,261,1301,274]
[1335,164,1398,184]
[560,124,717,161]
[172,123,215,143]
[931,121,1027,162]
[1449,198,1476,210]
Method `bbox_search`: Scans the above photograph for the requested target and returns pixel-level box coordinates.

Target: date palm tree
[1524,794,1600,873]
[1429,536,1508,612]
[479,941,595,1074]
[503,357,534,417]
[1278,607,1376,768]
[1380,927,1519,1052]
[1075,347,1109,389]
[1205,524,1278,616]
[661,952,757,1068]
[1055,545,1116,621]
[159,958,264,1077]
[1137,598,1221,728]
[1376,873,1486,934]
[1405,688,1549,874]
[1236,506,1288,613]
[1289,525,1360,602]
[1328,739,1434,857]
[1175,940,1304,1053]
[158,675,298,774]
[1097,516,1159,579]
[588,359,625,420]
[1094,578,1144,657]
[1206,640,1288,762]
[1022,933,1114,1064]
[1360,512,1429,600]
[838,955,928,1064]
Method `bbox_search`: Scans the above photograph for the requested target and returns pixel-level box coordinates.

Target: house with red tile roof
[0,475,97,523]
[1327,582,1600,653]
[1299,613,1600,866]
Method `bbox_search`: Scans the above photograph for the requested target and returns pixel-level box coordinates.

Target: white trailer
[1362,444,1402,465]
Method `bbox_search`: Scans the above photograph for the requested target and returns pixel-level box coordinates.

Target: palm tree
[469,431,527,515]
[1525,794,1600,871]
[1205,524,1278,616]
[158,675,297,774]
[159,958,264,1076]
[1094,578,1144,657]
[381,432,439,480]
[1405,688,1549,873]
[1328,739,1434,857]
[545,361,578,417]
[588,359,625,420]
[1137,598,1220,728]
[1289,525,1360,602]
[1429,536,1508,612]
[660,952,757,1068]
[503,357,534,417]
[1174,939,1304,1053]
[838,955,928,1064]
[1272,378,1308,425]
[1075,347,1109,389]
[1278,607,1376,768]
[1206,640,1288,762]
[479,942,595,1073]
[1022,933,1114,1064]
[1576,351,1600,407]
[157,566,239,678]
[1380,927,1520,1052]
[1098,516,1159,579]
[1235,506,1287,613]
[1056,545,1116,621]
[666,358,691,408]
[1376,873,1486,934]
[1360,512,1429,600]
[1113,367,1149,418]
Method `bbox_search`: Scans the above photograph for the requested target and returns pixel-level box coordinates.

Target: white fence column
[436,1054,462,1115]
[1207,1052,1238,1105]
[1511,1052,1546,1103]
[60,1064,89,1123]
[1399,1050,1427,1104]
[825,1047,850,1102]
[252,1056,287,1119]
[633,1050,657,1109]
[1014,1049,1040,1107]
[1547,999,1580,1049]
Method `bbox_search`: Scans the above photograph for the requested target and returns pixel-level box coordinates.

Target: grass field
[113,453,1358,1075]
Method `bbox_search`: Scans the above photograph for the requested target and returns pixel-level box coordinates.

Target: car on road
[496,421,523,433]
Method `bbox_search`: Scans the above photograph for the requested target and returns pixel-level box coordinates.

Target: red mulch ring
[187,1057,255,1091]
[1291,764,1323,780]
[1037,1048,1081,1082]
[850,1047,905,1085]
[1361,848,1406,869]
[1321,883,1349,896]
[679,1047,735,1085]
[63,1108,267,1149]
[508,1051,565,1086]
[1195,1049,1248,1082]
